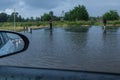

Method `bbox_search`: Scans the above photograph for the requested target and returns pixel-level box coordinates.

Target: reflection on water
[65,26,89,32]
[1,26,120,73]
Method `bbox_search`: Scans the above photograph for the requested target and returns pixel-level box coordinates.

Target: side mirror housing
[0,30,29,58]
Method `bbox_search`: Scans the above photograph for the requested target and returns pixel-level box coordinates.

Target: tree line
[0,5,120,23]
[0,12,24,22]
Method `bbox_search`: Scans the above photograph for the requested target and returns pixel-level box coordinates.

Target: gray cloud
[0,0,120,17]
[84,0,120,16]
[0,0,17,10]
[23,0,63,10]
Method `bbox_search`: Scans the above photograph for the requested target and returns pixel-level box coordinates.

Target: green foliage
[64,21,92,26]
[49,11,54,17]
[102,10,119,20]
[41,11,60,21]
[41,13,51,21]
[41,11,54,21]
[0,12,40,22]
[107,21,120,26]
[0,22,48,28]
[0,22,13,27]
[0,13,8,22]
[0,12,26,22]
[64,5,89,21]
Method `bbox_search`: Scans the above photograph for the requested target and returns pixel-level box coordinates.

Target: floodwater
[1,26,120,73]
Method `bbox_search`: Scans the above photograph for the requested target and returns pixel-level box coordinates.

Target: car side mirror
[0,30,29,58]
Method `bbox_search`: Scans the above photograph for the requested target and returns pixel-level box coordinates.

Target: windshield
[0,0,120,74]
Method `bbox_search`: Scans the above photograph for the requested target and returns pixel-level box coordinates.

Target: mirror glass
[0,32,25,56]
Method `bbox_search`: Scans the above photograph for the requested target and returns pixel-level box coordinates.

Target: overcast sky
[0,0,120,18]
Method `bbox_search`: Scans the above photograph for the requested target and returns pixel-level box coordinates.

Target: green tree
[64,5,89,21]
[0,13,8,22]
[41,13,51,21]
[102,10,119,20]
[49,11,53,17]
[41,11,65,21]
[7,12,19,22]
[35,17,41,22]
[41,11,56,21]
[30,17,34,21]
[17,15,23,22]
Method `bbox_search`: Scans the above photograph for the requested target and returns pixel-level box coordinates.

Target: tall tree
[7,12,18,22]
[41,13,51,21]
[0,13,8,22]
[102,10,119,20]
[64,5,89,21]
[35,17,41,22]
[49,11,53,17]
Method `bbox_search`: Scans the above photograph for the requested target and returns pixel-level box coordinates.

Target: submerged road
[1,27,120,74]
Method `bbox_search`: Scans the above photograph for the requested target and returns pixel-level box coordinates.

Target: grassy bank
[94,20,120,26]
[53,21,93,27]
[54,20,120,27]
[0,22,49,31]
[0,21,120,31]
[0,26,47,32]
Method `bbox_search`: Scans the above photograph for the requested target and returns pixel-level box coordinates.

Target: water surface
[1,26,120,73]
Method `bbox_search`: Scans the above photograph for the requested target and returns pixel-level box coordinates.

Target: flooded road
[1,26,120,73]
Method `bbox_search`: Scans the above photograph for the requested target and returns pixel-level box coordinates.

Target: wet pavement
[0,26,120,74]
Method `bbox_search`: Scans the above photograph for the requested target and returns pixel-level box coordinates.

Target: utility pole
[14,8,16,32]
[61,10,64,21]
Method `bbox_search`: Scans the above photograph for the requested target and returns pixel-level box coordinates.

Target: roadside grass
[0,26,48,32]
[0,26,23,31]
[0,21,120,32]
[0,22,49,31]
